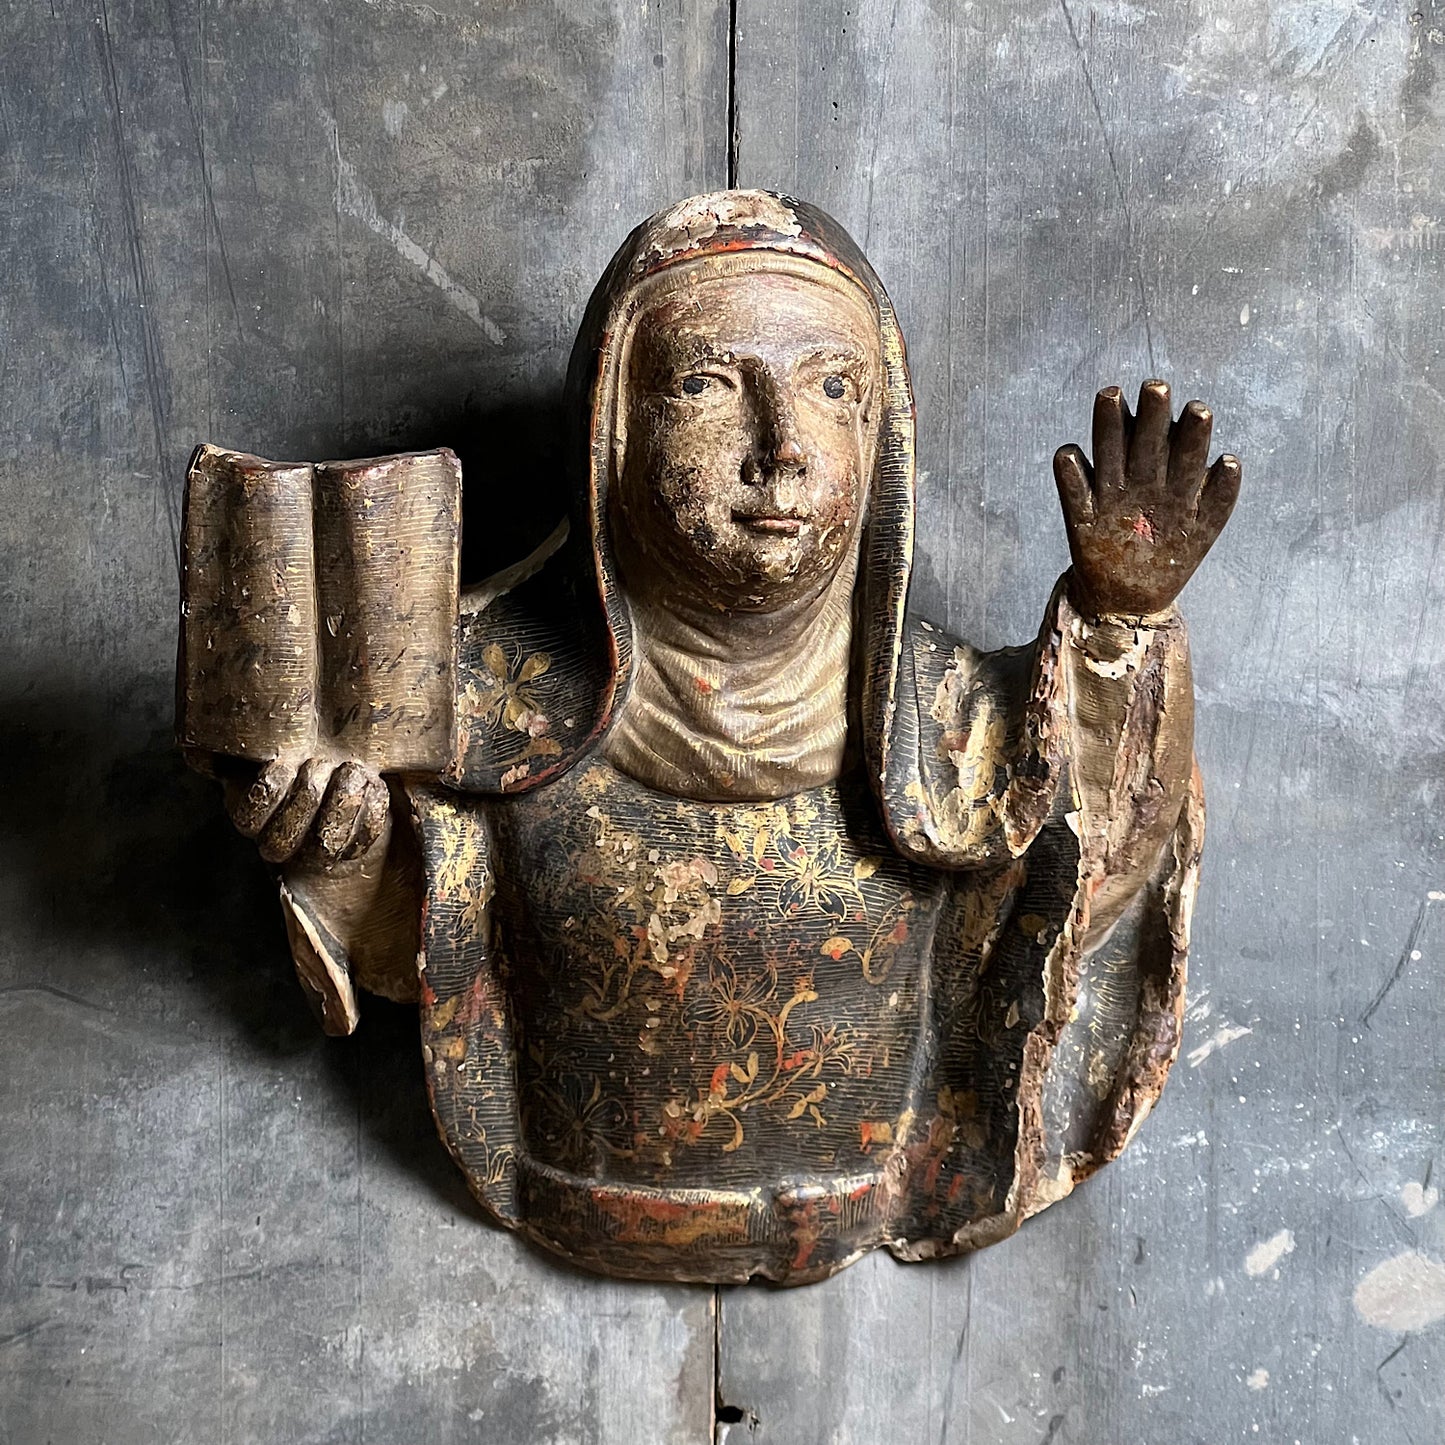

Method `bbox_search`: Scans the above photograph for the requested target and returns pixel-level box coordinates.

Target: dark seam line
[727,0,739,186]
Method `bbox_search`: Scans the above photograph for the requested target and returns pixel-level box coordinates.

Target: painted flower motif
[531,1072,629,1169]
[771,829,861,919]
[819,896,916,984]
[801,1020,857,1076]
[676,968,851,1151]
[721,804,884,922]
[478,642,551,733]
[694,954,777,1049]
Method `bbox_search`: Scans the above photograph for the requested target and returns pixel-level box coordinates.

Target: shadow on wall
[0,391,571,1220]
[343,390,572,588]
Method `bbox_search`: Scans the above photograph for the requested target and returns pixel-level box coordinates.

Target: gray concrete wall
[2,1,1441,1440]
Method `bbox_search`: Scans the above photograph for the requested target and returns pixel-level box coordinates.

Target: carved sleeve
[1056,593,1195,948]
[883,577,1196,923]
[884,582,1203,1241]
[274,787,426,1036]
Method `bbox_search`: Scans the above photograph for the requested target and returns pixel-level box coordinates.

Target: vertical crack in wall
[712,1284,725,1441]
[712,1284,759,1438]
[727,0,739,186]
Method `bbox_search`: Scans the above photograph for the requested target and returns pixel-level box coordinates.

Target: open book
[177,445,461,772]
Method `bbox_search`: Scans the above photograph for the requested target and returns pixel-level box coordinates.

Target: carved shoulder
[450,532,614,796]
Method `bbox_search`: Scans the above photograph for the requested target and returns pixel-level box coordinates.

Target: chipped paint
[648,190,804,262]
[1244,1229,1296,1277]
[1354,1253,1445,1332]
[1187,1022,1253,1067]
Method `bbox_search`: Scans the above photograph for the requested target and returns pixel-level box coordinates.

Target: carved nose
[770,436,808,472]
[742,434,808,486]
[744,371,808,481]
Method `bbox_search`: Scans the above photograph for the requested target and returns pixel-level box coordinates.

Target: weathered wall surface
[724,3,1445,1441]
[2,1,1441,1441]
[0,3,726,1440]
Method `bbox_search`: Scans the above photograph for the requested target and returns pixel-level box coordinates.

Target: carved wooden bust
[178,190,1240,1284]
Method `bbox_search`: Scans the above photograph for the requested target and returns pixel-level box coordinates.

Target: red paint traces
[1132,512,1156,541]
[669,956,694,998]
[589,1188,734,1247]
[591,1190,714,1222]
[456,971,492,1027]
[693,676,713,693]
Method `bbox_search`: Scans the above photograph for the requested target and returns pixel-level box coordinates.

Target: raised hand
[1052,380,1241,619]
[222,756,390,867]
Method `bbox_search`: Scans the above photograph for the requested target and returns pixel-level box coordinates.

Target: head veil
[450,190,919,822]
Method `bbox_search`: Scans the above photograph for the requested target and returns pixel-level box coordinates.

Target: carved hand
[1053,380,1241,620]
[221,756,390,867]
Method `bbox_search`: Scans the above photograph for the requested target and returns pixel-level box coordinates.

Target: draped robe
[274,192,1204,1283]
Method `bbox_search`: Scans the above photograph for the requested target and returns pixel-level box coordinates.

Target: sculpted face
[613,263,882,612]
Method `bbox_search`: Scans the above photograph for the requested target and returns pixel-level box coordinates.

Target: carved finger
[1169,400,1214,506]
[1052,444,1095,527]
[1195,454,1242,539]
[1128,379,1173,494]
[228,758,297,839]
[342,773,391,862]
[258,757,332,864]
[1091,385,1128,491]
[311,761,371,864]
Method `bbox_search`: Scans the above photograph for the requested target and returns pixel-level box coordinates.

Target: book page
[312,450,461,771]
[177,446,318,761]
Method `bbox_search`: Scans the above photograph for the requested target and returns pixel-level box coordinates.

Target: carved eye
[823,375,847,400]
[681,375,709,396]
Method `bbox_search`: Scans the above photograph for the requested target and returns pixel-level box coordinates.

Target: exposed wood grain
[0,1,725,1440]
[724,1,1445,1440]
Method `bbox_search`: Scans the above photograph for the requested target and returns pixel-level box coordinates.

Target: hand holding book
[178,445,462,868]
[222,755,390,865]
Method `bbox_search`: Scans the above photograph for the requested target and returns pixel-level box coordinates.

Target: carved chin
[648,517,843,604]
[745,531,806,583]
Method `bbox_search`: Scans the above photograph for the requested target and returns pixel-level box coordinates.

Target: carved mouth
[734,510,805,536]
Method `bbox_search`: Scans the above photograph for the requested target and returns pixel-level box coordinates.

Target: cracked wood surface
[2,0,1443,1441]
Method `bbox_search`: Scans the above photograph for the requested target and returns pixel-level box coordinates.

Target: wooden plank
[0,1,726,1440]
[724,1,1445,1440]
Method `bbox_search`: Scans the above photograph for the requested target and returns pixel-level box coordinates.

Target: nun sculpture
[179,191,1240,1284]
